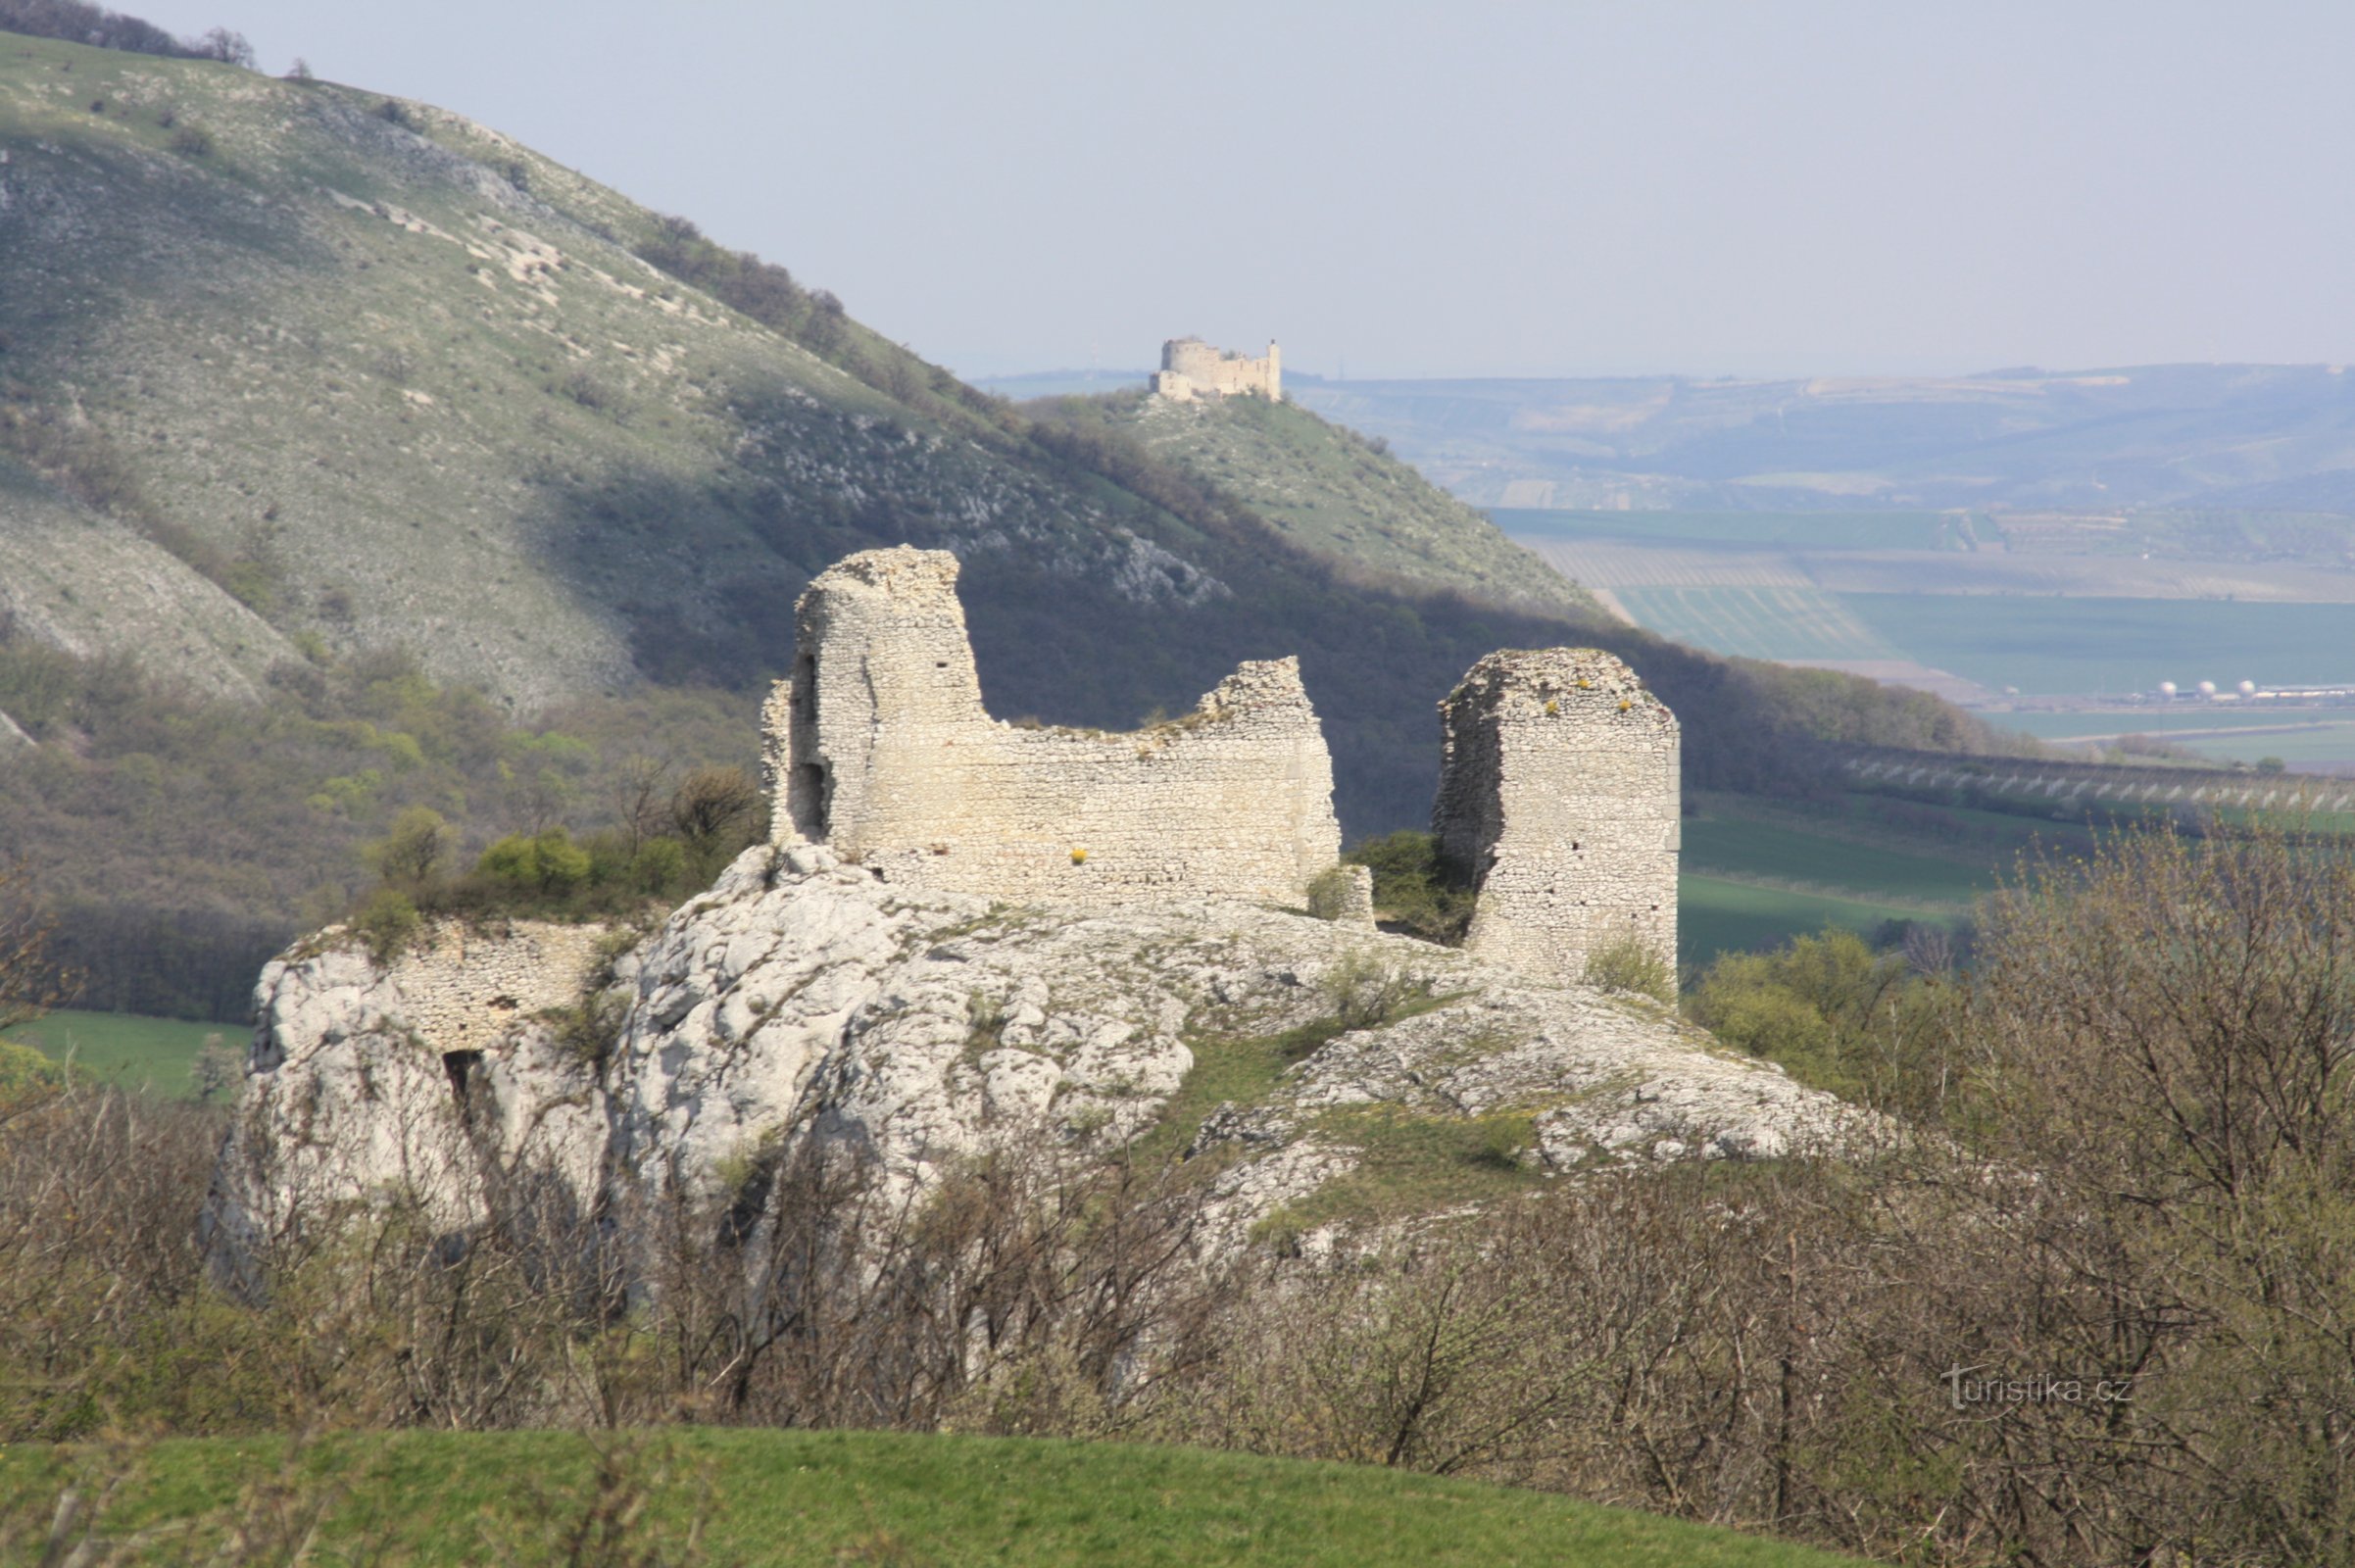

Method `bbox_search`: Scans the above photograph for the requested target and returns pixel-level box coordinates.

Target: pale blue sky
[132,1,2355,379]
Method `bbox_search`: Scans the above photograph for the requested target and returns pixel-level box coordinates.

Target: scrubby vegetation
[7,819,2355,1564]
[1343,830,1477,943]
[0,635,756,1018]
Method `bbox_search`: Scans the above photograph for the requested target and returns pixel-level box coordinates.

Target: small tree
[1580,932,1674,1004]
[363,805,452,890]
[194,26,255,68]
[669,765,760,863]
[477,828,594,899]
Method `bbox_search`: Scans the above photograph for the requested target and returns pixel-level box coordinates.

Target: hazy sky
[130,1,2355,380]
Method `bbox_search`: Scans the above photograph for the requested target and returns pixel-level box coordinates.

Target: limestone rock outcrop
[205,844,1860,1279]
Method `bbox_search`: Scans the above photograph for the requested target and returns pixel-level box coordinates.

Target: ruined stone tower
[1150,337,1282,403]
[1431,649,1680,983]
[762,547,1343,906]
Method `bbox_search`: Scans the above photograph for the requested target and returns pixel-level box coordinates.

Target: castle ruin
[1432,649,1681,978]
[763,548,1678,980]
[763,548,1344,907]
[1150,337,1281,403]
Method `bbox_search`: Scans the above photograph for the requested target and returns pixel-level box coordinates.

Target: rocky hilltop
[204,841,1855,1277]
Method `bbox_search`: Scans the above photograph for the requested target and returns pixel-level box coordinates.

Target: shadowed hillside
[0,28,2015,1016]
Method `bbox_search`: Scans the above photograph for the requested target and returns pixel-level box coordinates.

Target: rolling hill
[1287,366,2355,517]
[1032,387,1591,617]
[0,27,2014,1016]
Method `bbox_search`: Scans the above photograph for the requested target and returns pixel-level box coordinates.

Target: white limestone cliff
[204,843,1861,1281]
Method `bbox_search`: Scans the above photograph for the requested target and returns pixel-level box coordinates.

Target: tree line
[0,0,251,65]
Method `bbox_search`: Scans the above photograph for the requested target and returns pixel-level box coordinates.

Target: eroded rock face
[205,846,1861,1279]
[201,926,608,1282]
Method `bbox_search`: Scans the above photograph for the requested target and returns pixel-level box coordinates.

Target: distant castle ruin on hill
[763,548,1678,979]
[1150,337,1282,403]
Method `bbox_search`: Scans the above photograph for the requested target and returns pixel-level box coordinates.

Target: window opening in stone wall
[788,652,829,838]
[442,1050,482,1108]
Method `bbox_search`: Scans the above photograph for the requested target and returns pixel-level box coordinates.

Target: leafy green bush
[1343,830,1476,945]
[363,805,452,889]
[1320,949,1433,1032]
[1581,933,1675,1003]
[0,1038,65,1102]
[351,887,421,962]
[1683,927,1958,1119]
[1302,864,1361,921]
[477,828,594,898]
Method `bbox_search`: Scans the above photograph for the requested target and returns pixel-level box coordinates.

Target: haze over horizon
[117,1,2355,381]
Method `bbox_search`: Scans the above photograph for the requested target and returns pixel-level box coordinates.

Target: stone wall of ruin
[762,547,1341,906]
[385,919,611,1057]
[1432,648,1680,983]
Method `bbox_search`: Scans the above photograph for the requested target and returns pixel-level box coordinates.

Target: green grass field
[1603,588,2355,698]
[1683,813,1991,905]
[1612,586,1898,662]
[1495,508,1961,552]
[1987,708,2355,768]
[0,1008,230,1099]
[9,1427,1867,1567]
[1993,708,2355,738]
[1840,594,2355,696]
[2167,728,2355,765]
[1681,876,1936,961]
[1672,791,2121,961]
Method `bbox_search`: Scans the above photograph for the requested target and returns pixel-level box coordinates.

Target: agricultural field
[0,1008,231,1099]
[1674,789,2119,965]
[1499,508,2355,709]
[1840,594,2355,697]
[1994,707,2355,769]
[1496,508,1964,552]
[1681,877,1938,964]
[7,1427,1867,1567]
[1611,586,1898,662]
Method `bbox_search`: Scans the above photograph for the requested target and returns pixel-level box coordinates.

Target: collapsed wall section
[1432,648,1680,982]
[762,547,1341,906]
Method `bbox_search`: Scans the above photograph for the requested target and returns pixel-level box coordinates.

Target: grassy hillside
[1051,389,1593,616]
[7,1427,1868,1566]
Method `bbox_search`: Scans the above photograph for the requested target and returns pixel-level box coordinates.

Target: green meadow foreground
[4,1428,1867,1567]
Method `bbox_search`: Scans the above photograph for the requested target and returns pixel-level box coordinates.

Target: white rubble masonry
[1433,648,1681,983]
[1150,336,1281,403]
[199,918,611,1284]
[761,546,1342,908]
